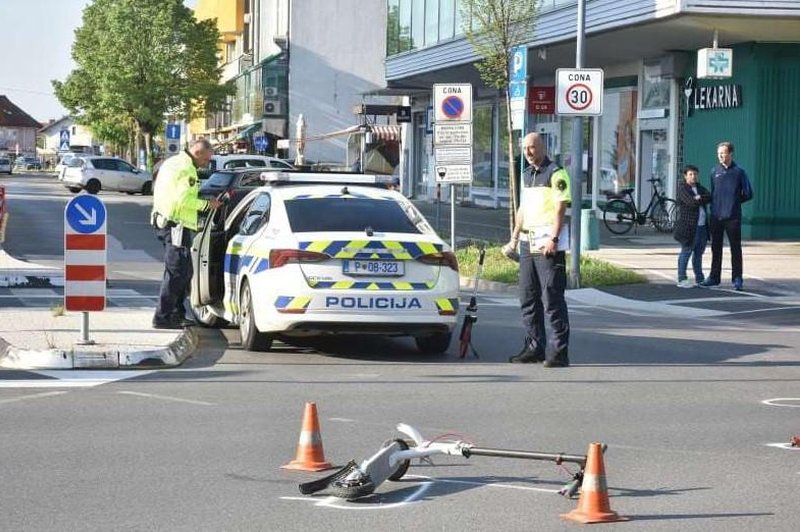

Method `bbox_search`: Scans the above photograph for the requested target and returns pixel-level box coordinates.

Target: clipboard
[528,225,570,252]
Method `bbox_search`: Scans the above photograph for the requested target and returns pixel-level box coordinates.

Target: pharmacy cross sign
[708,52,730,74]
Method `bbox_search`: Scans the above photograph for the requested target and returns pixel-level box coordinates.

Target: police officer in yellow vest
[506,132,571,367]
[151,139,221,329]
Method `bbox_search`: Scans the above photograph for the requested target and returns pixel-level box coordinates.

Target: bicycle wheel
[602,199,636,235]
[652,198,677,233]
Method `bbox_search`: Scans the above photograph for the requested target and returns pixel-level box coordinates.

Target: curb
[459,275,517,294]
[0,327,198,370]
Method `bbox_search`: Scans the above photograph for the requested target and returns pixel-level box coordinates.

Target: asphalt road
[1,173,799,531]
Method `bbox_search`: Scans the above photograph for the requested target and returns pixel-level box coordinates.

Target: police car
[190,172,460,353]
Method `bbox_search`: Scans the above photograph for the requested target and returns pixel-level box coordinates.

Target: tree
[460,0,538,233]
[53,0,233,167]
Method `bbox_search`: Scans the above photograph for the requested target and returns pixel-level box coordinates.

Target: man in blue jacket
[700,141,753,291]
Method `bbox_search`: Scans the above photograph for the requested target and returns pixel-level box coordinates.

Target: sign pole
[450,186,456,250]
[79,311,93,345]
[569,0,587,289]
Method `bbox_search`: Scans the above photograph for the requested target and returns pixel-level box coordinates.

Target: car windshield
[285,197,422,234]
[202,172,234,188]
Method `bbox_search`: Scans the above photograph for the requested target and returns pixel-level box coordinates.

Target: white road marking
[281,482,433,510]
[117,390,215,406]
[329,417,357,423]
[765,443,799,451]
[406,474,560,494]
[761,398,800,408]
[0,390,68,404]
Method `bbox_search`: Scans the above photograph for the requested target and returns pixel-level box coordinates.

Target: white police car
[190,172,460,353]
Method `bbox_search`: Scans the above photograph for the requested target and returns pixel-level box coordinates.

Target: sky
[0,0,197,123]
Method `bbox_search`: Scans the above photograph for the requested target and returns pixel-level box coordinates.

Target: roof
[0,95,42,128]
[39,116,73,134]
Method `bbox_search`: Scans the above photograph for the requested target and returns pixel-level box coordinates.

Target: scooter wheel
[382,438,411,481]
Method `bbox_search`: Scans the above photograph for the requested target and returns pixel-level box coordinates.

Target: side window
[245,159,266,167]
[116,160,135,172]
[224,160,249,169]
[270,160,291,169]
[238,171,263,188]
[239,193,272,235]
[91,159,112,170]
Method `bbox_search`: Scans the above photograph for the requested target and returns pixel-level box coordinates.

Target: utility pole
[569,0,586,288]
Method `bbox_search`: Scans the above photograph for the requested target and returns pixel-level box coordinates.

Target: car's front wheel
[68,187,81,193]
[141,181,152,195]
[415,332,452,354]
[239,280,273,351]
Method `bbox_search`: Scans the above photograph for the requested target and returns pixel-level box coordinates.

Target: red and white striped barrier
[64,195,107,312]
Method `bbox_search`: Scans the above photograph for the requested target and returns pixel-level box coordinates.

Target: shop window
[600,88,638,194]
[642,59,670,109]
[472,105,494,188]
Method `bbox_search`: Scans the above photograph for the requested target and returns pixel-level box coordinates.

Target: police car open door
[190,208,226,307]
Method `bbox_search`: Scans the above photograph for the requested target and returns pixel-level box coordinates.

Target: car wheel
[191,303,226,328]
[239,280,273,351]
[85,179,101,194]
[415,332,452,354]
[68,187,81,193]
[141,181,153,195]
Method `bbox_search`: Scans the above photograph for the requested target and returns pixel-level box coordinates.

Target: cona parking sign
[556,68,604,116]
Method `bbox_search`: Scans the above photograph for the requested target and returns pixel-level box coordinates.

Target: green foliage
[460,0,538,90]
[459,0,539,233]
[456,243,648,288]
[53,0,233,142]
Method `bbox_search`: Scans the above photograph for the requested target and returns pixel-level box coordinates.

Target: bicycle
[601,177,677,235]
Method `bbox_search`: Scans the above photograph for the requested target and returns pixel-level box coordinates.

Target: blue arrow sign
[166,123,181,140]
[65,195,107,234]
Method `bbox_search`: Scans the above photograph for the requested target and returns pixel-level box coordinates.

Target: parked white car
[62,156,153,195]
[198,154,294,179]
[0,157,11,174]
[55,153,82,180]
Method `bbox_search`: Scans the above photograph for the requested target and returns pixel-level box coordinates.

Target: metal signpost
[432,83,473,249]
[64,194,107,345]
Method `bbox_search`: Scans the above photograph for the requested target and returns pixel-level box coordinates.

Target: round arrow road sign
[65,195,107,234]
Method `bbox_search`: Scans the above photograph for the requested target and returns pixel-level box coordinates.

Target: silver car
[62,156,153,195]
[0,157,11,174]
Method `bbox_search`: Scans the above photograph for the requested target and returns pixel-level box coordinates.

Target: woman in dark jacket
[674,165,712,287]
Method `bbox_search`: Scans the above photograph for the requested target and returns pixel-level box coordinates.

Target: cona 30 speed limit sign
[556,68,604,116]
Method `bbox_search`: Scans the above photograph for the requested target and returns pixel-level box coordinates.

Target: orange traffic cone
[561,442,628,524]
[281,402,334,472]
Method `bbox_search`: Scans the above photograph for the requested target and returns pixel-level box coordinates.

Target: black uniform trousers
[708,216,742,283]
[518,240,570,360]
[154,226,193,324]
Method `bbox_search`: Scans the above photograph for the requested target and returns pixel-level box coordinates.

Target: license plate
[343,260,404,277]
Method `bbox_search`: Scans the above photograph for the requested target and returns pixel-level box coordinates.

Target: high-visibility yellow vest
[520,158,571,231]
[151,151,209,231]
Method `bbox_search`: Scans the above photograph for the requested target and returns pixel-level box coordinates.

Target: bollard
[580,208,599,251]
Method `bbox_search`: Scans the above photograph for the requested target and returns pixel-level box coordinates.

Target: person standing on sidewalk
[674,165,711,287]
[700,141,753,291]
[150,139,221,329]
[505,132,571,368]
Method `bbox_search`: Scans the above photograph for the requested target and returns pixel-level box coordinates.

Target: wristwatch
[551,236,560,244]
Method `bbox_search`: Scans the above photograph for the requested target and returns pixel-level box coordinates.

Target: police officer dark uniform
[151,139,221,329]
[506,132,571,368]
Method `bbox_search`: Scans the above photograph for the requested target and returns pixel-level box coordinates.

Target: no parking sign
[556,68,604,116]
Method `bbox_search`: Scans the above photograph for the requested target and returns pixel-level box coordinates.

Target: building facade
[39,116,101,163]
[0,95,40,158]
[384,0,800,239]
[191,0,401,167]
